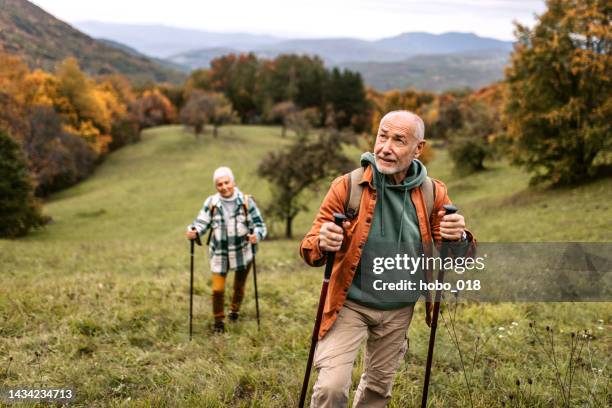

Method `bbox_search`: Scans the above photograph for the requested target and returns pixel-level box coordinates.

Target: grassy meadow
[1,125,610,407]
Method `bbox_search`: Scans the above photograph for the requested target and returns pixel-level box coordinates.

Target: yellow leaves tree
[54,58,115,154]
[504,0,611,185]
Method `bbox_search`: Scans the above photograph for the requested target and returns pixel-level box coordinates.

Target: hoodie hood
[360,152,427,190]
[360,152,427,240]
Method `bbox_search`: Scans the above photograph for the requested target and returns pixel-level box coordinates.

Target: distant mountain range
[342,49,510,92]
[75,21,513,64]
[0,1,515,91]
[75,21,514,91]
[0,0,185,84]
[74,21,282,59]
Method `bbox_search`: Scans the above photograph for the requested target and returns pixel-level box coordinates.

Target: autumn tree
[0,128,45,237]
[448,102,497,173]
[209,99,237,137]
[504,0,611,185]
[208,54,259,122]
[267,101,297,137]
[258,130,354,238]
[424,93,464,141]
[0,53,31,140]
[180,90,211,137]
[135,88,176,129]
[286,107,320,139]
[55,58,115,154]
[180,90,236,138]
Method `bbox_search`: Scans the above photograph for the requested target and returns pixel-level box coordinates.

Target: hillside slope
[0,0,185,83]
[0,125,609,406]
[342,49,510,92]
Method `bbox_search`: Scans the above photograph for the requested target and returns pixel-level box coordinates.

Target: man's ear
[414,140,426,159]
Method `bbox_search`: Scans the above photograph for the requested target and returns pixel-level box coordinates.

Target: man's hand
[438,210,465,241]
[247,233,258,244]
[318,220,351,252]
[185,230,198,240]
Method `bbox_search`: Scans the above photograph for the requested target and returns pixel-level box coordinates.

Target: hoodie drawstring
[379,173,385,237]
[397,188,408,252]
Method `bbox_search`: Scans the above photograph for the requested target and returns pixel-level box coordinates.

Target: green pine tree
[0,129,45,237]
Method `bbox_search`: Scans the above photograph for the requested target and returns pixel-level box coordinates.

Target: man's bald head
[373,110,426,179]
[379,111,425,142]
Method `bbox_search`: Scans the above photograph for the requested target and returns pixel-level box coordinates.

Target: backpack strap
[242,194,251,230]
[421,176,435,220]
[343,169,436,225]
[206,196,220,246]
[344,167,365,220]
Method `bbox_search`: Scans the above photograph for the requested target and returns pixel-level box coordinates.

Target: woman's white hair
[212,166,234,183]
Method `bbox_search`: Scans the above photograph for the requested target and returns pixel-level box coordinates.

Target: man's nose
[381,138,393,154]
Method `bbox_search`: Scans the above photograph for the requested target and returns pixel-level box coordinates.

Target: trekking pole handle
[333,213,347,227]
[441,204,458,243]
[191,227,202,246]
[443,204,458,215]
[323,213,347,280]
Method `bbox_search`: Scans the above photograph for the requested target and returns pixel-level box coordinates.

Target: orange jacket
[299,165,475,339]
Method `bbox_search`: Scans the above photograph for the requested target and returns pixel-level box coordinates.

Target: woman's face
[215,175,235,198]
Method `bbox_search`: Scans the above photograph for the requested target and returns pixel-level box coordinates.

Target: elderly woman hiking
[186,166,267,333]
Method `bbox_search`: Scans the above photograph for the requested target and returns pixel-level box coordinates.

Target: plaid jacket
[188,189,267,274]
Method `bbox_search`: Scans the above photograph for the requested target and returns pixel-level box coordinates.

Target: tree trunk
[285,215,294,239]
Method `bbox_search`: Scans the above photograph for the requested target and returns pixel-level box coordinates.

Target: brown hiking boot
[213,321,225,333]
[229,311,239,322]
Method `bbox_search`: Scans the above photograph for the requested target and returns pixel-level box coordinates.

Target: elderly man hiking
[299,110,475,407]
[186,166,267,333]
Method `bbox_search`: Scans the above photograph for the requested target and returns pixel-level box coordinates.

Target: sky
[31,0,546,41]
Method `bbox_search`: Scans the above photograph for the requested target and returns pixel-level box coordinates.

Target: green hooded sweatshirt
[347,152,427,310]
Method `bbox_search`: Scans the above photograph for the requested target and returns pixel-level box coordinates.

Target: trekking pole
[189,228,202,341]
[298,213,347,408]
[421,204,458,407]
[249,228,261,331]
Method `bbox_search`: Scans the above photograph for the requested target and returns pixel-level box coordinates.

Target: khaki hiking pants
[310,299,414,408]
[211,262,251,322]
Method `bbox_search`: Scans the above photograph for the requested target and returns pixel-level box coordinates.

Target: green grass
[1,125,610,407]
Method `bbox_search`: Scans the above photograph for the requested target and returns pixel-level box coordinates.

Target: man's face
[374,114,425,175]
[215,176,235,198]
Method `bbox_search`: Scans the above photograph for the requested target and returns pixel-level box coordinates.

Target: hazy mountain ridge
[0,0,186,84]
[74,21,513,91]
[341,49,510,92]
[74,21,282,58]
